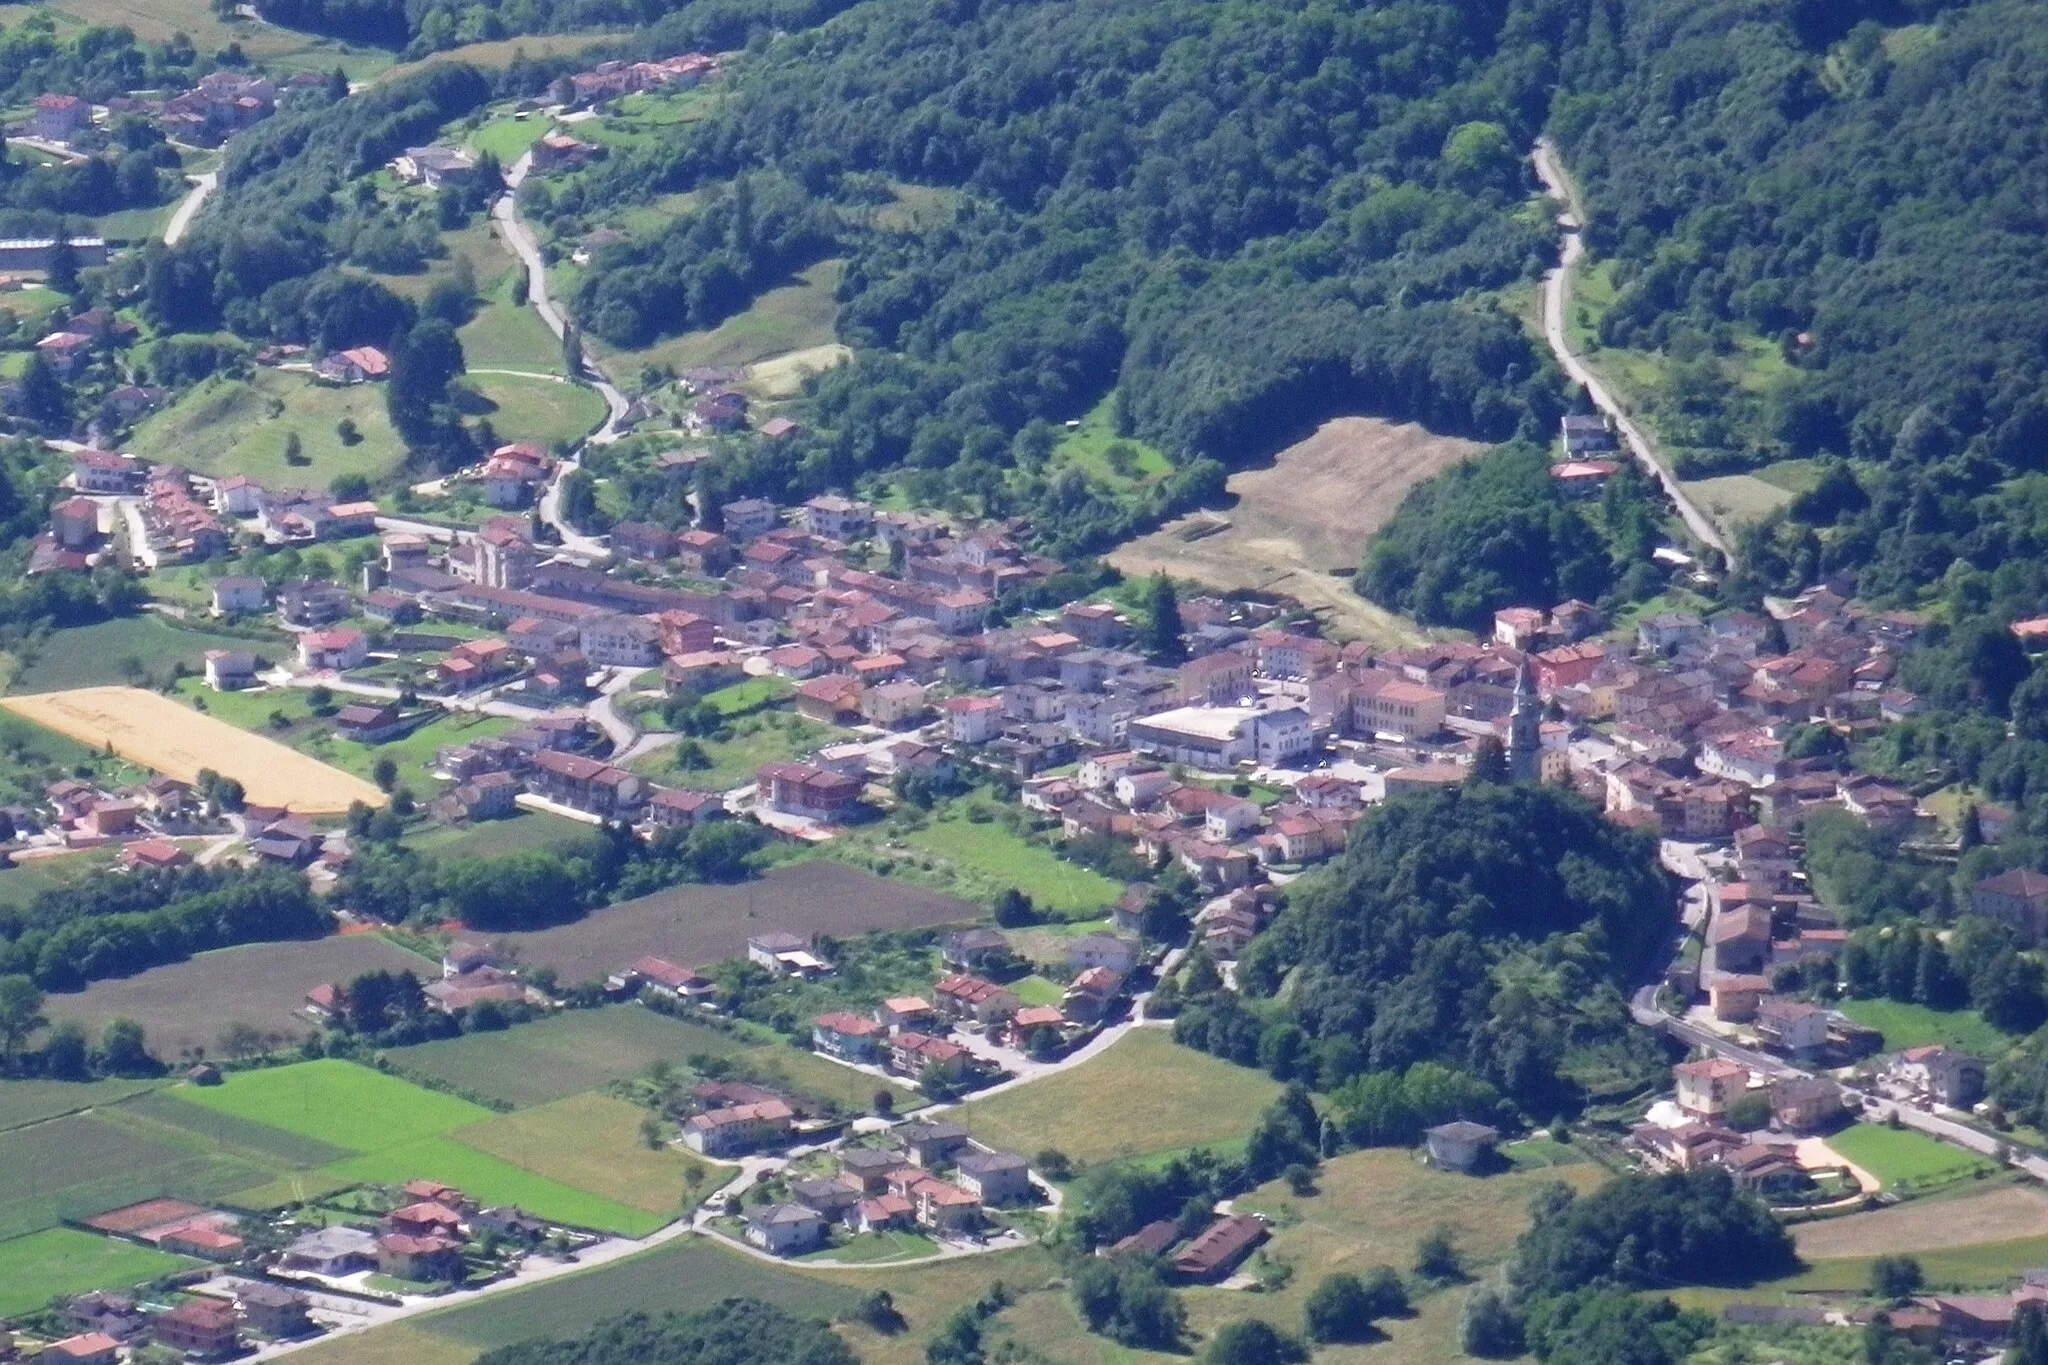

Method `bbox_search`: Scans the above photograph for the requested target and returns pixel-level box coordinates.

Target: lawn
[1776,1232,2048,1294]
[463,372,606,450]
[1008,975,1065,1008]
[405,810,599,864]
[0,848,118,910]
[632,712,847,791]
[960,1029,1280,1165]
[701,675,794,716]
[467,113,548,163]
[894,806,1122,916]
[0,1226,197,1317]
[1826,1122,1996,1191]
[169,1059,493,1153]
[1048,392,1173,503]
[457,281,566,376]
[449,1092,724,1216]
[383,1006,748,1109]
[1835,998,2019,1060]
[323,1133,664,1234]
[0,1077,159,1132]
[132,368,407,488]
[11,616,264,694]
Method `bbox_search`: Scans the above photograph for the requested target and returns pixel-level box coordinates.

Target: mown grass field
[892,806,1122,916]
[10,616,261,694]
[1835,997,2019,1059]
[450,1093,723,1215]
[1826,1123,1996,1191]
[0,848,118,911]
[0,1109,270,1242]
[960,1029,1280,1165]
[172,1060,667,1234]
[457,279,566,375]
[0,1226,198,1317]
[1776,1231,2048,1294]
[383,1006,747,1109]
[404,809,598,863]
[133,368,407,488]
[34,0,389,75]
[0,1077,160,1132]
[464,371,606,450]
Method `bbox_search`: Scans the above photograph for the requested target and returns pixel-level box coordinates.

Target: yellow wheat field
[2,686,384,814]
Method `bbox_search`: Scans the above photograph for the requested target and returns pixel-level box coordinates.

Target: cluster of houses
[556,52,720,105]
[29,68,301,151]
[32,1279,313,1363]
[273,1179,549,1292]
[740,1121,1039,1255]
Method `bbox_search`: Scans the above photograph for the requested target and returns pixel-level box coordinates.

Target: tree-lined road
[1532,139,1733,568]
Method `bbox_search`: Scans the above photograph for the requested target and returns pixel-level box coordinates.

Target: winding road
[1532,139,1733,567]
[164,171,218,247]
[491,149,632,559]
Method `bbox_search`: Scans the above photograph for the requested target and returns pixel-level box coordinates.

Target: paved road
[1531,139,1734,567]
[164,171,218,246]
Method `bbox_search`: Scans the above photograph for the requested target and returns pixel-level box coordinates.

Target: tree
[40,1021,88,1079]
[2010,1300,2048,1365]
[1870,1254,1923,1302]
[1470,736,1508,784]
[97,1018,154,1075]
[283,431,307,465]
[0,974,47,1060]
[372,756,399,791]
[1461,1284,1522,1358]
[1144,575,1184,663]
[993,888,1035,927]
[336,417,362,446]
[1202,1318,1304,1365]
[925,1307,983,1365]
[1414,1226,1463,1282]
[562,320,583,379]
[48,235,79,294]
[18,353,70,428]
[560,469,602,530]
[1304,1272,1376,1343]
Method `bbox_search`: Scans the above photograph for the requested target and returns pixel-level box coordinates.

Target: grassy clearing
[170,1059,491,1152]
[631,711,846,790]
[458,280,566,376]
[405,810,598,863]
[1049,393,1173,502]
[1777,1232,2048,1293]
[1826,1122,1996,1190]
[134,368,406,488]
[1834,997,2018,1059]
[701,675,794,715]
[1682,473,1798,527]
[463,371,606,450]
[590,259,846,386]
[0,1077,160,1132]
[0,850,120,911]
[467,114,548,164]
[961,1029,1279,1165]
[47,0,385,74]
[451,1092,721,1216]
[0,1226,197,1318]
[11,616,262,694]
[418,1235,859,1352]
[383,1006,747,1109]
[373,32,625,86]
[888,806,1122,916]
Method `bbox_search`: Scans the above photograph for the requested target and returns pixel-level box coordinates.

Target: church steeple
[1507,652,1541,784]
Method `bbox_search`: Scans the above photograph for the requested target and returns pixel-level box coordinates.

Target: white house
[298,628,367,672]
[211,576,267,616]
[203,649,257,691]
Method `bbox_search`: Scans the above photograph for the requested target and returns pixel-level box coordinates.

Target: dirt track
[1792,1184,2048,1258]
[1109,417,1481,646]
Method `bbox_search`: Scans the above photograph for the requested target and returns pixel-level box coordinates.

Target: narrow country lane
[164,171,218,246]
[1531,139,1734,568]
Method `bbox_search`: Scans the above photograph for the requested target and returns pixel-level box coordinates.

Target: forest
[548,0,1568,516]
[1177,781,1672,1119]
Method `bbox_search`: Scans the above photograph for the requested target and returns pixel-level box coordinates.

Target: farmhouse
[1174,1214,1267,1281]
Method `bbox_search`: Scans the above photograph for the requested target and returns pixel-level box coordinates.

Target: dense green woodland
[1175,783,1672,1120]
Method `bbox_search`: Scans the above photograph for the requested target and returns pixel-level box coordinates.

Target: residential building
[1350,670,1447,741]
[804,495,873,540]
[334,702,405,743]
[297,628,367,672]
[896,1119,971,1168]
[889,1030,969,1081]
[932,973,1018,1024]
[236,1284,312,1339]
[280,1225,377,1275]
[943,694,1004,744]
[1891,1045,1986,1107]
[746,1204,826,1256]
[1066,933,1139,975]
[756,762,862,819]
[721,497,779,540]
[1767,1076,1844,1133]
[647,786,726,828]
[682,1099,795,1156]
[1973,868,2048,944]
[203,649,257,691]
[608,954,715,1001]
[1674,1057,1749,1120]
[580,613,662,667]
[40,1335,121,1365]
[152,1299,238,1356]
[813,1011,886,1061]
[528,750,645,814]
[1754,997,1828,1056]
[1423,1120,1500,1173]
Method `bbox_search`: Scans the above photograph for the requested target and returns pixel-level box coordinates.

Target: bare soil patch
[41,934,432,1059]
[1108,417,1481,646]
[1793,1184,2048,1258]
[498,862,980,985]
[1,687,385,813]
